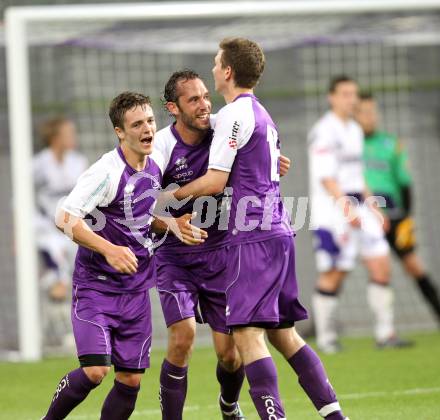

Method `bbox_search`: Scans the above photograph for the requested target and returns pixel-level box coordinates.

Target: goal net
[2,1,440,360]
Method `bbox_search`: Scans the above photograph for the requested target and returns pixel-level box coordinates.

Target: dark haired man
[41,92,204,420]
[155,69,250,419]
[172,39,348,420]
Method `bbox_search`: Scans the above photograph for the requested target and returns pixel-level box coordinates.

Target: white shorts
[312,204,389,272]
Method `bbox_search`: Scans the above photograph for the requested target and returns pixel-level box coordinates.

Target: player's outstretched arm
[55,209,138,274]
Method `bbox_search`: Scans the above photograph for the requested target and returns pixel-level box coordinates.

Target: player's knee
[217,345,241,371]
[83,365,110,384]
[370,266,390,284]
[169,326,195,357]
[115,372,142,388]
[233,328,266,354]
[317,270,345,292]
[367,257,391,284]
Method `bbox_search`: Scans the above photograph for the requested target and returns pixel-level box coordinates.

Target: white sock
[367,283,395,342]
[312,292,339,348]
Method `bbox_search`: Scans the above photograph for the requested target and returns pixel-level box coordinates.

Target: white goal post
[5,0,440,361]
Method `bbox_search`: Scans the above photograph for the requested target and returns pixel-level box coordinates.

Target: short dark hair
[359,91,374,101]
[219,37,265,89]
[108,91,151,129]
[163,69,201,104]
[328,75,356,93]
[39,116,71,146]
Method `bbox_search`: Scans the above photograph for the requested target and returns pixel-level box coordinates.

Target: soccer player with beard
[356,92,440,325]
[171,39,348,420]
[153,70,245,420]
[155,70,290,419]
[41,92,205,420]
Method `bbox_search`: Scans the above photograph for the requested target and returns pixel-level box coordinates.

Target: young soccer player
[356,93,440,325]
[41,92,205,420]
[172,38,348,420]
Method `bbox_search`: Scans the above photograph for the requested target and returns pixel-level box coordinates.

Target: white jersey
[308,111,365,229]
[33,148,88,219]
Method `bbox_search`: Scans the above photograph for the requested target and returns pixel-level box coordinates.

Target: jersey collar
[233,93,256,102]
[116,145,150,174]
[170,123,212,149]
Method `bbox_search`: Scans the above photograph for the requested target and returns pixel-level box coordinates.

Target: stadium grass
[1,332,439,420]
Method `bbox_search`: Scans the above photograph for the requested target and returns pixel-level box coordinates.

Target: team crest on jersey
[151,175,161,190]
[175,156,188,171]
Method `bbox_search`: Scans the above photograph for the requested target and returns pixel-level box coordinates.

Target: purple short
[155,247,230,334]
[225,236,308,328]
[72,285,152,370]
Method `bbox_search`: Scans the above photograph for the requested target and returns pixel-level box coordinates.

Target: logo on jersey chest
[175,156,188,171]
[173,156,194,182]
[228,121,240,149]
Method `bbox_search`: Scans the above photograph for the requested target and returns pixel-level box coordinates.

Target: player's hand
[366,197,390,232]
[382,214,391,233]
[279,154,291,177]
[173,213,208,246]
[348,214,361,228]
[337,196,361,228]
[49,281,68,302]
[104,245,138,274]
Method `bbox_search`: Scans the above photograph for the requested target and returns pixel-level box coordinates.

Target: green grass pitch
[1,332,439,419]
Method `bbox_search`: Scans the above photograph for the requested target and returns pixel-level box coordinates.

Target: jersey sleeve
[308,125,338,179]
[153,127,176,175]
[61,160,113,218]
[392,139,412,187]
[208,106,253,172]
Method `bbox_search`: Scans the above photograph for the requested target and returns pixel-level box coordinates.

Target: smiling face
[167,77,211,132]
[115,104,156,157]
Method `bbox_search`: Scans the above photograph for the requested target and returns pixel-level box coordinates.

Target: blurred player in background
[42,92,205,420]
[356,93,440,325]
[155,69,291,420]
[173,38,348,420]
[308,76,411,353]
[33,117,88,345]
